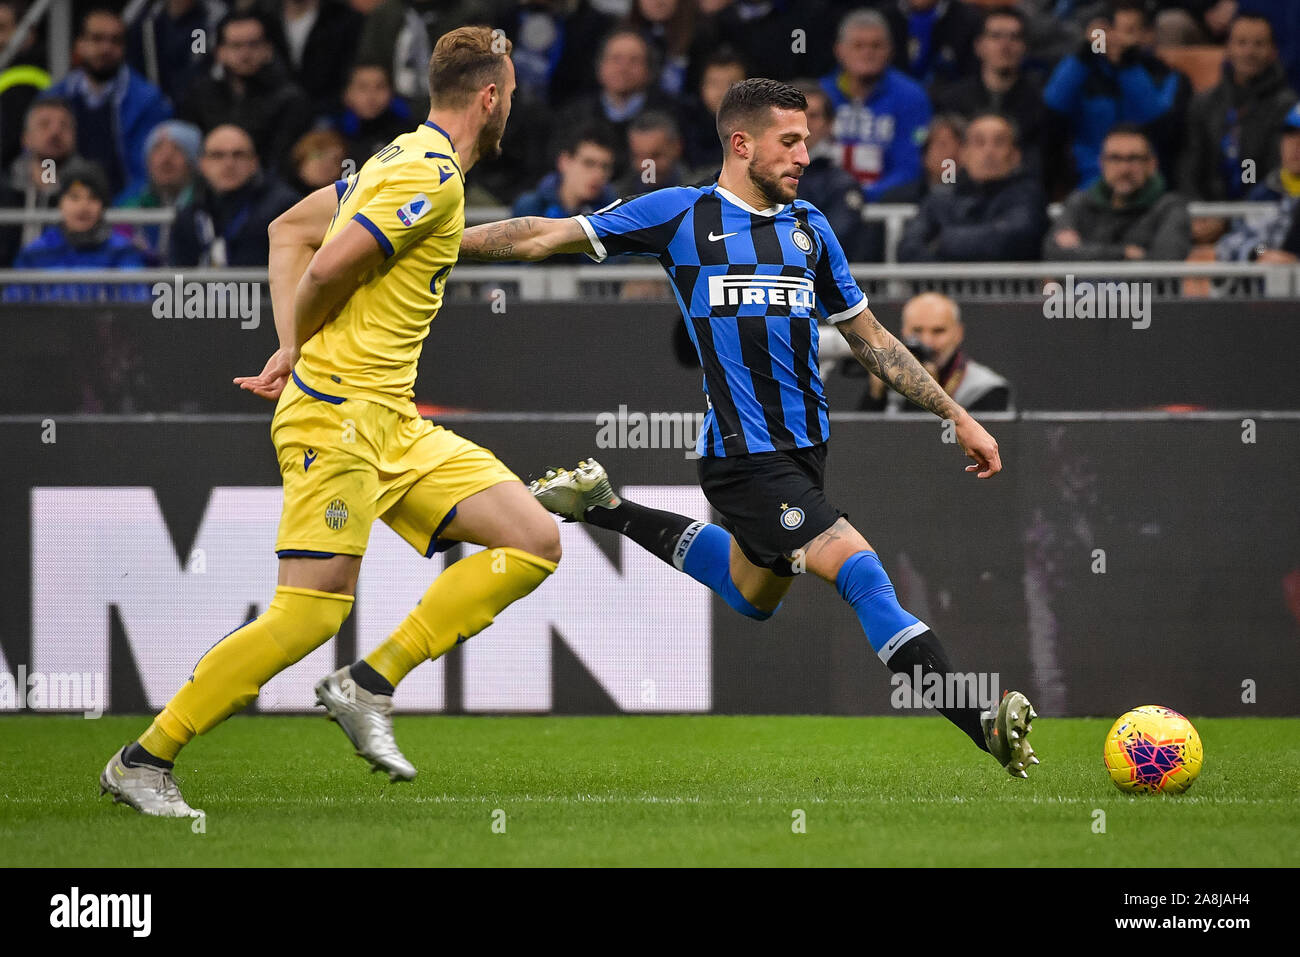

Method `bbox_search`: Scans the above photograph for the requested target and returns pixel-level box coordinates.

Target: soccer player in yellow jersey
[99,27,562,817]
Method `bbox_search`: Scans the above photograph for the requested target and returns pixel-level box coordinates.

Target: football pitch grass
[2,714,1296,867]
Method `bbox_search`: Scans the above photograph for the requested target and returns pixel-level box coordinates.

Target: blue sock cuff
[835,550,880,600]
[678,521,777,622]
[721,577,778,621]
[837,549,924,654]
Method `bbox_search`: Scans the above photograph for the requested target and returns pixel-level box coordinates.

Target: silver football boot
[314,667,416,782]
[528,458,621,522]
[99,746,204,817]
[982,690,1040,778]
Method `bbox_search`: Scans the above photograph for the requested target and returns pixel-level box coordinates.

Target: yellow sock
[145,586,354,757]
[365,546,557,686]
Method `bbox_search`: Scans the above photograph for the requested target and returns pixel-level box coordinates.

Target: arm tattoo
[839,316,960,420]
[460,217,536,260]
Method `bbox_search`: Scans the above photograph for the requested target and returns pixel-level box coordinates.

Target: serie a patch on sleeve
[396,194,430,227]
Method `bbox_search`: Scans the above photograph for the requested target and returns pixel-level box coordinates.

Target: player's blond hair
[428,25,513,108]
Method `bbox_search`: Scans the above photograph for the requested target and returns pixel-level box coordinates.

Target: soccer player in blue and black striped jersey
[461,78,1038,777]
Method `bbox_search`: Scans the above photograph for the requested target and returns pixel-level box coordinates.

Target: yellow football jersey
[296,121,465,415]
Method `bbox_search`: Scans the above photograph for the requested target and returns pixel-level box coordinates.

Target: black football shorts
[696,442,844,577]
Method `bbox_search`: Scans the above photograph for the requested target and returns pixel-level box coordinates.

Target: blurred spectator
[495,0,618,108]
[1155,0,1246,45]
[922,112,965,193]
[625,0,695,99]
[169,124,299,266]
[881,0,983,88]
[288,128,348,194]
[558,27,678,178]
[277,0,362,114]
[1181,13,1297,202]
[1237,0,1300,97]
[616,111,703,195]
[1217,102,1300,262]
[178,11,312,177]
[349,0,432,108]
[127,0,224,105]
[680,47,745,170]
[935,6,1053,180]
[821,8,931,202]
[5,160,150,304]
[697,0,837,86]
[0,0,52,170]
[1043,1,1180,187]
[117,120,202,261]
[47,7,173,201]
[853,292,1013,413]
[514,125,617,219]
[794,79,874,261]
[1044,124,1191,261]
[898,112,1048,262]
[327,63,413,168]
[4,98,82,255]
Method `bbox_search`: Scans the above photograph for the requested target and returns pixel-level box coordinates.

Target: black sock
[582,499,694,567]
[886,629,989,752]
[123,741,173,770]
[349,660,395,696]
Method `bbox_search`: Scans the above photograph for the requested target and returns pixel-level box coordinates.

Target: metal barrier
[3,260,1296,301]
[1,200,1277,265]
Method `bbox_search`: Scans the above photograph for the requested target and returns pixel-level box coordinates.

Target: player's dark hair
[428,24,513,107]
[966,110,1020,149]
[716,78,807,145]
[791,79,831,118]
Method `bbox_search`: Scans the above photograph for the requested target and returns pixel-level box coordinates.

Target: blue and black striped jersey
[575,182,868,457]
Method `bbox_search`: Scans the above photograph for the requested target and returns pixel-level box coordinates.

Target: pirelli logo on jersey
[707,274,816,309]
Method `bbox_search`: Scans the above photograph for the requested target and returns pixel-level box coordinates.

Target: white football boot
[99,746,204,817]
[314,667,416,782]
[528,458,621,522]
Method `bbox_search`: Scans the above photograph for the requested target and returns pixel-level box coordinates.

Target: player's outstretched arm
[835,306,1002,477]
[234,184,339,400]
[459,216,593,261]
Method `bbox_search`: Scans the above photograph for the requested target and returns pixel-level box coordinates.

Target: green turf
[1,715,1296,866]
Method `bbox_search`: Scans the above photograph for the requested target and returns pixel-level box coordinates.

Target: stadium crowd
[3,0,1300,294]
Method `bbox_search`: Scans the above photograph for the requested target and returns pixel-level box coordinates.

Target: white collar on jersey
[714,185,786,217]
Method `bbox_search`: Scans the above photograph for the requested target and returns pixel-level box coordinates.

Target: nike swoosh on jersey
[708,231,738,241]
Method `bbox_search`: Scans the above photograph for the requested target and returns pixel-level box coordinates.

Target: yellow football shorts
[271,373,519,557]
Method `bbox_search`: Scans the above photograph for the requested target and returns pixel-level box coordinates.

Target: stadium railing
[0,201,1277,271]
[3,260,1296,302]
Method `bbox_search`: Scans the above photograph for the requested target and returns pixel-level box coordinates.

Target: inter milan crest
[324,498,349,530]
[780,504,805,530]
[790,227,812,253]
